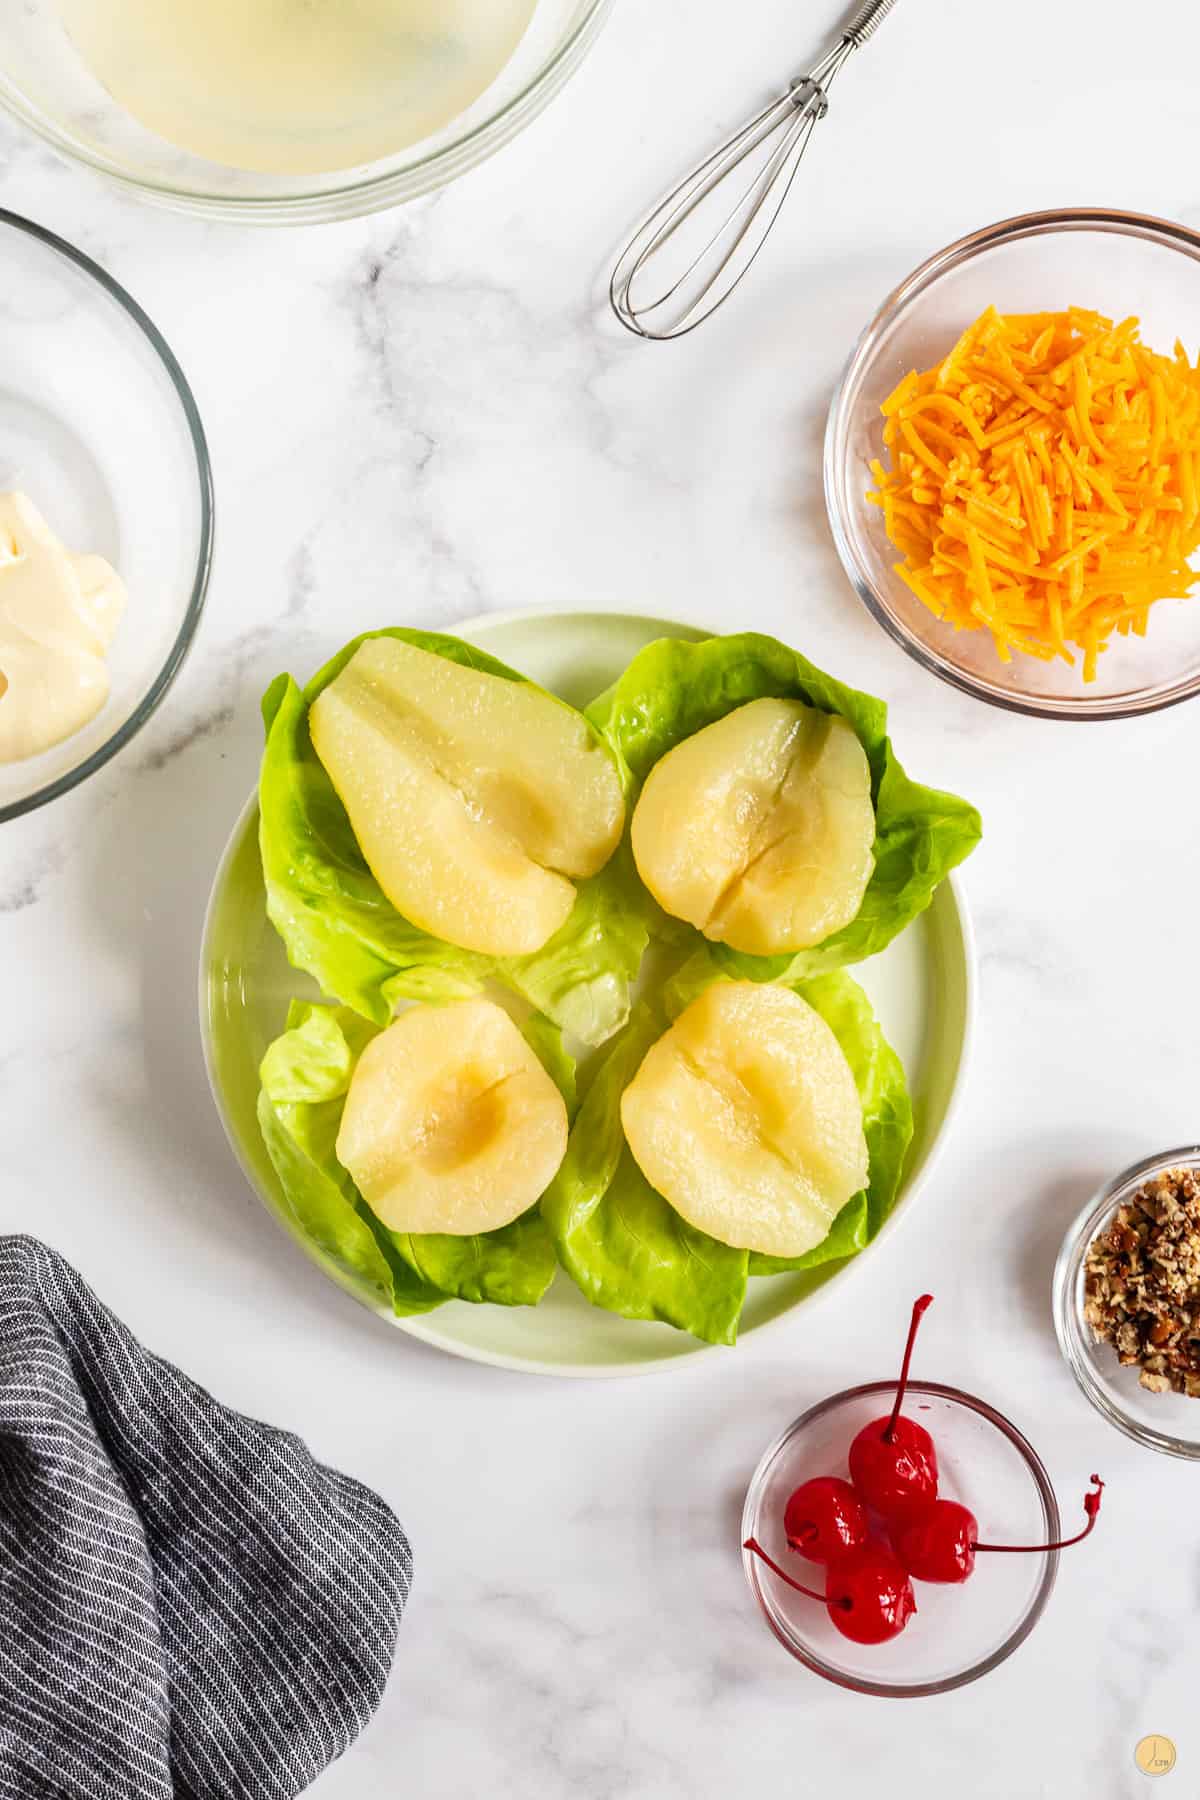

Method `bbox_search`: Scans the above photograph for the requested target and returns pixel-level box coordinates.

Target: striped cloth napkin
[0,1236,409,1800]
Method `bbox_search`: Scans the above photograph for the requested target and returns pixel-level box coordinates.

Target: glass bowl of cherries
[741,1298,1104,1697]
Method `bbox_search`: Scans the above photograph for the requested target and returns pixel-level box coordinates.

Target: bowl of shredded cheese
[825,209,1200,718]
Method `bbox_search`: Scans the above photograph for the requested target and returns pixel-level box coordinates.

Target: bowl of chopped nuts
[1054,1148,1200,1459]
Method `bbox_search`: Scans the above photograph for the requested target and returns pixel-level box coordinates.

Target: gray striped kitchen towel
[0,1236,410,1800]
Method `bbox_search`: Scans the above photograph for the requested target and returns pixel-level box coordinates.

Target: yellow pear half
[310,637,626,956]
[620,981,869,1260]
[337,998,568,1236]
[630,697,874,956]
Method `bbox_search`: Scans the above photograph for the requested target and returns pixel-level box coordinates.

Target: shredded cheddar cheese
[867,307,1200,679]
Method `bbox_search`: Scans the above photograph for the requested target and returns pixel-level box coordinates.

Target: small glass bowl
[0,0,612,223]
[741,1382,1060,1697]
[1054,1147,1200,1460]
[825,208,1200,719]
[0,210,212,822]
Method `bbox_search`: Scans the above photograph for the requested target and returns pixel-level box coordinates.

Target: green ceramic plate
[200,610,976,1376]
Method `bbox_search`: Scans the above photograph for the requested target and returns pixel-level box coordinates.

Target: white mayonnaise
[0,492,127,764]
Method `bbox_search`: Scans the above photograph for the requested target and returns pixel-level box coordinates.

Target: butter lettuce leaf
[586,631,981,980]
[258,1000,561,1311]
[543,967,912,1341]
[385,1211,556,1310]
[540,1002,748,1346]
[257,1008,444,1318]
[259,629,647,1045]
[502,840,650,1048]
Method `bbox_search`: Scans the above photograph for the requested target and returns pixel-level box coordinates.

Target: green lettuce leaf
[257,1005,445,1318]
[258,999,562,1311]
[540,1002,748,1346]
[384,1210,556,1310]
[517,1008,578,1117]
[259,629,647,1045]
[259,1001,377,1103]
[502,840,650,1047]
[586,631,981,980]
[543,967,912,1340]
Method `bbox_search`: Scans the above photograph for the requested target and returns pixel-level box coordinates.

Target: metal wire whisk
[610,0,899,341]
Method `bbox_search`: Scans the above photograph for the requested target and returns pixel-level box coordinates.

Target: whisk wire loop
[613,92,818,339]
[610,0,899,341]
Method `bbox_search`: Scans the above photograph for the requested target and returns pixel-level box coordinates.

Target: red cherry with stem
[744,1537,916,1645]
[825,1545,918,1645]
[891,1476,1105,1584]
[850,1414,938,1520]
[784,1477,869,1565]
[848,1294,938,1519]
[889,1500,977,1583]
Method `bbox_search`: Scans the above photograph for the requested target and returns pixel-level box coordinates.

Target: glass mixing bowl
[825,209,1200,719]
[0,0,613,222]
[742,1382,1061,1697]
[1054,1147,1200,1461]
[0,210,212,821]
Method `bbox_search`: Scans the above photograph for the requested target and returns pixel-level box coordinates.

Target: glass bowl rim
[823,205,1200,722]
[1053,1143,1200,1460]
[741,1378,1061,1697]
[0,206,214,824]
[0,0,614,223]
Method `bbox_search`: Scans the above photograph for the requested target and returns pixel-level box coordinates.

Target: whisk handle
[840,0,899,47]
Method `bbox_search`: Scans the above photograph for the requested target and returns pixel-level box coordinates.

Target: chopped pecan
[1084,1167,1200,1399]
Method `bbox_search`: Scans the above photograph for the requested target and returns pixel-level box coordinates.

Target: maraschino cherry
[891,1476,1106,1584]
[744,1538,916,1645]
[784,1477,869,1565]
[825,1545,917,1644]
[848,1294,938,1519]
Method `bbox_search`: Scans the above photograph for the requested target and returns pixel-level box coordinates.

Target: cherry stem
[743,1538,848,1609]
[882,1293,934,1443]
[973,1475,1105,1554]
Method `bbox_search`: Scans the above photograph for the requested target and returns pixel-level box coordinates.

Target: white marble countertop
[3,1,1200,1793]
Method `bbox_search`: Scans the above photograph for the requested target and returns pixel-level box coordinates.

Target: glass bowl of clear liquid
[0,0,613,222]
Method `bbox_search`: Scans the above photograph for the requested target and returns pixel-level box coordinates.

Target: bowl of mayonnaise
[0,209,212,822]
